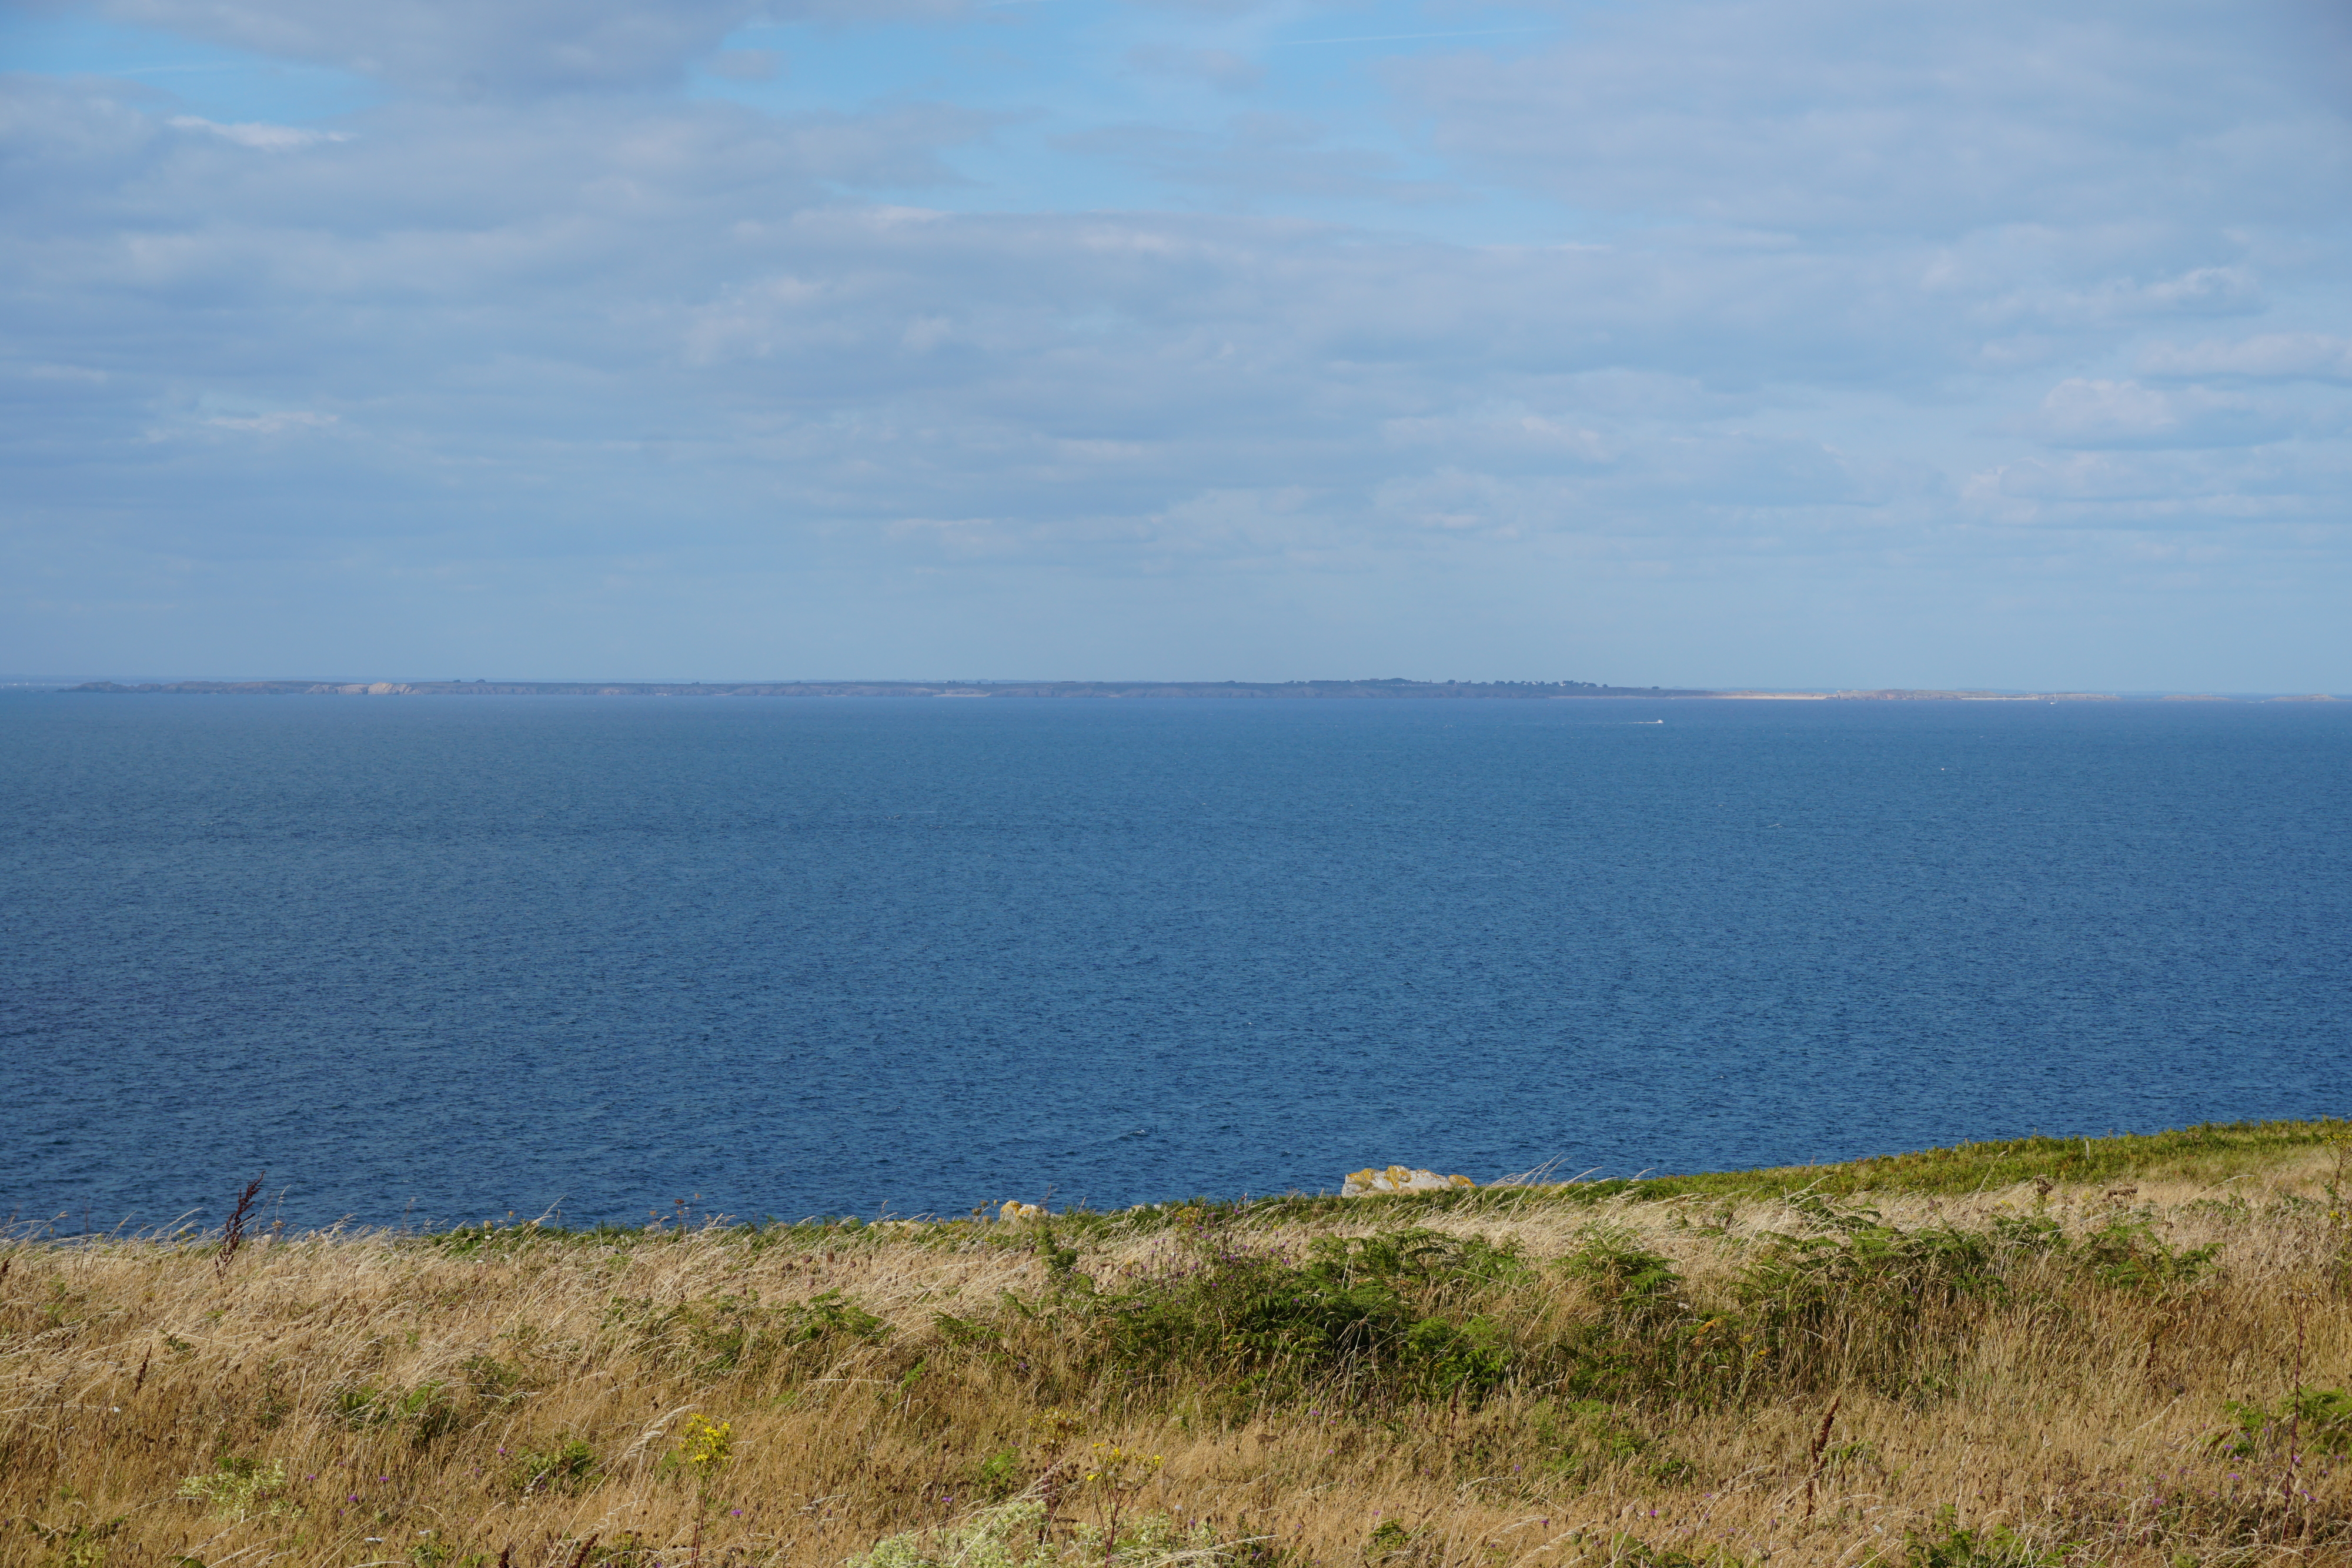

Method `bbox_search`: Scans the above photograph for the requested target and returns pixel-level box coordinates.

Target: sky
[3,0,2349,688]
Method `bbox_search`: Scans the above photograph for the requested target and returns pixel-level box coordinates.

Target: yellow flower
[677,1413,733,1469]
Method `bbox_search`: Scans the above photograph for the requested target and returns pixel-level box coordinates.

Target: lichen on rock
[1341,1165,1475,1196]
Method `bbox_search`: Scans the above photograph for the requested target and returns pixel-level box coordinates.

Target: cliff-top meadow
[6,1121,2348,1568]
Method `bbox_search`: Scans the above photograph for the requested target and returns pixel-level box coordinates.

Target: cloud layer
[2,0,2348,686]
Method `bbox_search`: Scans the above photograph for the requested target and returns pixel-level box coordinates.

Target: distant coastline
[58,678,2339,701]
[64,677,1699,700]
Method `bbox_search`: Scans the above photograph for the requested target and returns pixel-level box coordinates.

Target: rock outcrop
[1341,1165,1475,1196]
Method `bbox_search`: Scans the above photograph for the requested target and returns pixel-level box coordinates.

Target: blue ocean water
[3,691,2347,1232]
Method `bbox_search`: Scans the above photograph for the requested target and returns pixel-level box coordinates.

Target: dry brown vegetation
[5,1123,2351,1568]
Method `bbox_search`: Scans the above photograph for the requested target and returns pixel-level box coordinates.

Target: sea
[4,690,2347,1234]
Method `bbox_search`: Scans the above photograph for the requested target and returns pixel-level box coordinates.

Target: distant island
[68,677,1699,699]
[62,678,2249,701]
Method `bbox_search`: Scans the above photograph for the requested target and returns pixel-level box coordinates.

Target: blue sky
[4,0,2348,687]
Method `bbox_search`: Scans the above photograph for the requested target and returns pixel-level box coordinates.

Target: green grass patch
[386,1118,2349,1253]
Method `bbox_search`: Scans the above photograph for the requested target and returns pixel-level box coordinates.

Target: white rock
[1341,1165,1476,1196]
[997,1200,1045,1222]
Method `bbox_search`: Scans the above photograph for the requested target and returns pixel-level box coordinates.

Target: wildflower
[677,1413,734,1469]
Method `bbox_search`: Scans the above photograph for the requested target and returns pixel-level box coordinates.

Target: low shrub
[2073,1218,2221,1293]
[605,1288,887,1379]
[1081,1229,1521,1405]
[512,1436,599,1495]
[2214,1386,2352,1457]
[1541,1226,1773,1404]
[1529,1399,1689,1484]
[330,1380,463,1445]
[175,1456,292,1523]
[1896,1507,2071,1566]
[846,1497,1231,1568]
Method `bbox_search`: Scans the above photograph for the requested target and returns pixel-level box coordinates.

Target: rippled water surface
[5,691,2347,1230]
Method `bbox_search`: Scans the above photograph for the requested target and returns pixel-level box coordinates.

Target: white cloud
[2,0,2349,684]
[2024,379,2288,449]
[169,115,351,149]
[1967,444,2352,531]
[1055,113,1456,208]
[68,0,971,99]
[1382,413,1614,466]
[86,0,760,95]
[1972,267,2269,331]
[198,409,338,432]
[1994,453,2225,504]
[1393,0,2351,235]
[2140,333,2352,381]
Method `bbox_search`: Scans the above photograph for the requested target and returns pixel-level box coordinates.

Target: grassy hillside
[5,1119,2348,1568]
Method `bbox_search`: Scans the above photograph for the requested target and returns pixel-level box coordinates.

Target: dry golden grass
[5,1134,2350,1568]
